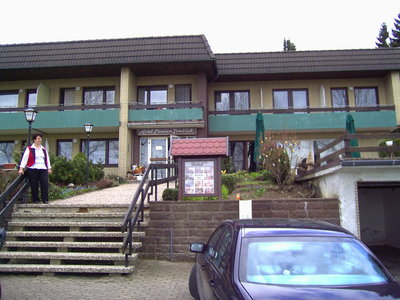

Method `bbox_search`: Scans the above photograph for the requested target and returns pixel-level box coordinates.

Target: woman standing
[18,134,52,204]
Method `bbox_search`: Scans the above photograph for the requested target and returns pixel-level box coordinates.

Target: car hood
[241,282,400,300]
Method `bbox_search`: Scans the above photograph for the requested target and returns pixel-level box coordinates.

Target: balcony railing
[298,132,400,178]
[129,101,204,110]
[0,103,120,112]
[209,105,395,115]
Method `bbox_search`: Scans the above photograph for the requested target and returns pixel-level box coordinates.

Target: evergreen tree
[390,13,400,47]
[376,23,390,48]
[283,38,296,51]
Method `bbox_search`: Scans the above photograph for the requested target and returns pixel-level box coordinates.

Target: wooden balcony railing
[0,104,120,112]
[298,132,400,178]
[129,102,204,110]
[209,105,395,115]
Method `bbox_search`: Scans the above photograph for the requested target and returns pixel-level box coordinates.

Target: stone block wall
[139,198,340,262]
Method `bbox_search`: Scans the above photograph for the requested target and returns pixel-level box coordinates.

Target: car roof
[226,218,353,236]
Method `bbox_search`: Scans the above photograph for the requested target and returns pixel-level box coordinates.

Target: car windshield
[239,236,388,286]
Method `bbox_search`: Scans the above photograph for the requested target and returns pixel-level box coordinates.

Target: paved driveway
[0,260,194,300]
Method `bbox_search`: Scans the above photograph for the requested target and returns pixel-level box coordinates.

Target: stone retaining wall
[139,198,340,262]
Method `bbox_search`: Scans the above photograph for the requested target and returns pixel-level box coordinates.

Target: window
[81,139,118,166]
[138,86,167,105]
[83,87,115,107]
[331,88,348,110]
[273,89,308,113]
[26,89,37,107]
[175,84,191,103]
[205,225,233,274]
[60,88,75,107]
[354,87,378,107]
[240,236,388,286]
[215,91,249,111]
[0,91,18,109]
[57,140,73,160]
[0,141,14,164]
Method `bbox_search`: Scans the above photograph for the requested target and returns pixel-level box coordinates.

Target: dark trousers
[26,168,49,203]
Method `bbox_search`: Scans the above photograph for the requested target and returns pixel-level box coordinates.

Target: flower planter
[2,163,16,169]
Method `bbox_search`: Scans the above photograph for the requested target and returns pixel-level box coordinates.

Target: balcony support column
[118,67,136,178]
[387,71,400,126]
[196,72,208,137]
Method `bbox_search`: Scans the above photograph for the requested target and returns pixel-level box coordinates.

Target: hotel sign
[137,128,197,136]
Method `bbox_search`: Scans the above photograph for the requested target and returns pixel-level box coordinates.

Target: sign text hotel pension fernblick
[137,128,197,136]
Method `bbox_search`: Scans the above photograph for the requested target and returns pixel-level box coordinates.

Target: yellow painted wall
[208,77,389,110]
[0,77,121,106]
[135,75,198,103]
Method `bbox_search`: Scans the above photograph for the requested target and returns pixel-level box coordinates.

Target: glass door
[140,137,168,178]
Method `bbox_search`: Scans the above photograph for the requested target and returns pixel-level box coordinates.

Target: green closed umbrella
[254,112,265,163]
[346,114,361,158]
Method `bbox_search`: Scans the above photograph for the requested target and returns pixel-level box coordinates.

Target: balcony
[128,102,205,128]
[0,104,120,134]
[297,132,400,179]
[208,105,397,133]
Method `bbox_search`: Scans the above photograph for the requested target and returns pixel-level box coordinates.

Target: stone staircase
[0,203,146,274]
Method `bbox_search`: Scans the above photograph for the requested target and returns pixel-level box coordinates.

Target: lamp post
[24,107,38,148]
[83,123,93,187]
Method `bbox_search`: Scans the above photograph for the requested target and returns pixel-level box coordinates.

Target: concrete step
[16,203,148,214]
[3,241,142,249]
[0,251,137,262]
[6,231,145,238]
[0,264,134,274]
[10,212,127,222]
[8,221,148,228]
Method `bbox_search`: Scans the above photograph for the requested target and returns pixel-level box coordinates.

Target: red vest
[27,146,49,169]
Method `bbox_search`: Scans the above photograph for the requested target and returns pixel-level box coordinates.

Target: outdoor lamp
[84,122,93,134]
[24,107,38,123]
[83,123,93,187]
[24,107,38,147]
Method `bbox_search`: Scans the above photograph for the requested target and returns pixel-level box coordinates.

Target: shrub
[222,174,239,194]
[221,184,229,199]
[106,174,126,184]
[49,152,104,185]
[378,139,400,158]
[260,132,299,187]
[48,183,65,200]
[162,188,179,201]
[0,171,19,194]
[221,157,235,173]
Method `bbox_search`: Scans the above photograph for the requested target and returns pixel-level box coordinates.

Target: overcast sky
[1,0,399,53]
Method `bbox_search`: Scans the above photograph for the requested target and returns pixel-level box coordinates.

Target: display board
[180,158,220,197]
[184,160,215,195]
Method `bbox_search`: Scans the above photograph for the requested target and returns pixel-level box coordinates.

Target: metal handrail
[120,163,178,266]
[0,175,29,227]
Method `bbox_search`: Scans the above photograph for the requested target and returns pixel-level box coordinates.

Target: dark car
[189,218,400,300]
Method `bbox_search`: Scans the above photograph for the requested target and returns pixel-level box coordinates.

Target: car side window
[205,227,224,260]
[206,225,233,274]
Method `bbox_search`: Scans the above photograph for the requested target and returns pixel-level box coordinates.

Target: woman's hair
[32,133,43,141]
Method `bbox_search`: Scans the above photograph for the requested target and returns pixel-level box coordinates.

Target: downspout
[320,85,326,107]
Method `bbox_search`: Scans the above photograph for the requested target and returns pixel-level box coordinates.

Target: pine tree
[283,38,296,51]
[390,13,400,47]
[376,23,390,48]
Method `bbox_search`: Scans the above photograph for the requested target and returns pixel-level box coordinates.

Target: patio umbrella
[253,112,265,163]
[346,114,361,158]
